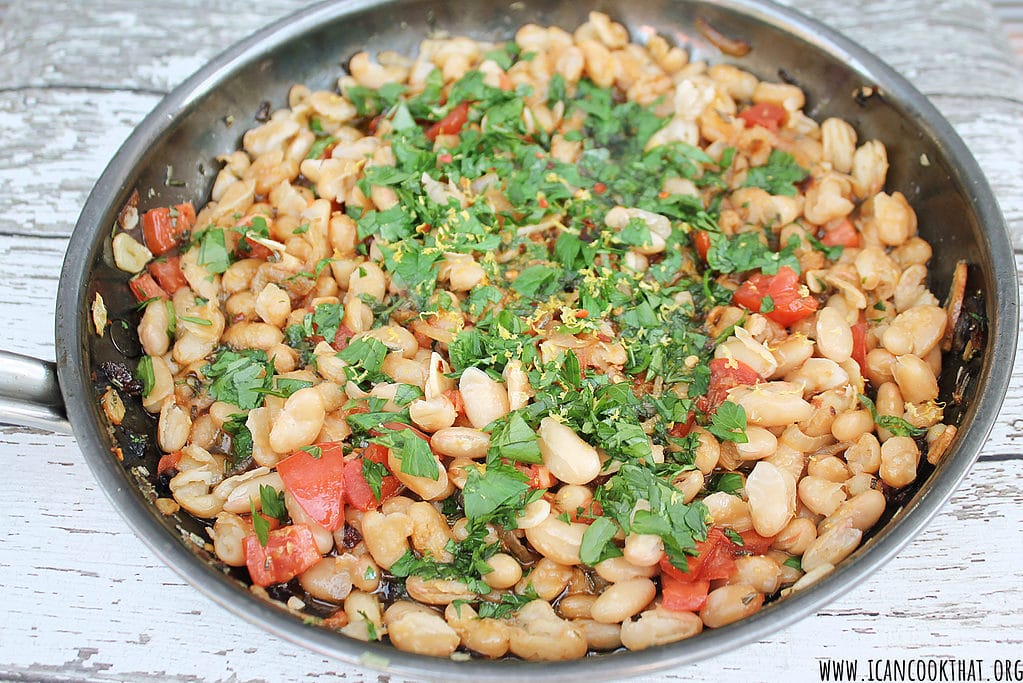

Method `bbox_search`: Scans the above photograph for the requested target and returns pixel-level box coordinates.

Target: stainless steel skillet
[0,0,1016,679]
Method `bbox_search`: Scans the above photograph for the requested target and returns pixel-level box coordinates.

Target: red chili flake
[438,153,453,164]
[658,190,670,199]
[534,151,545,159]
[574,310,589,318]
[597,333,612,342]
[593,182,607,194]
[538,197,549,209]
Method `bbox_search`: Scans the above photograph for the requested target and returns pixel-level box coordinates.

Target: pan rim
[55,0,1018,679]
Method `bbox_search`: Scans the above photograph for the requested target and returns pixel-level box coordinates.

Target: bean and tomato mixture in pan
[109,12,959,660]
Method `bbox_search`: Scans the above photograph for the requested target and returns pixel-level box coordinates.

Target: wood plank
[0,89,159,239]
[0,1,1021,243]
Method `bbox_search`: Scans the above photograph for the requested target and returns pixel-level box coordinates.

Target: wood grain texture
[1,0,1022,243]
[0,0,1022,681]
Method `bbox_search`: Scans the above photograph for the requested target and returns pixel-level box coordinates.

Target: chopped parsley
[579,516,624,566]
[250,484,286,547]
[203,349,273,410]
[222,413,253,463]
[742,149,808,197]
[372,427,439,480]
[595,463,709,571]
[336,337,389,387]
[312,302,343,344]
[858,394,926,437]
[452,586,540,621]
[707,401,750,444]
[361,458,389,501]
[136,356,155,397]
[708,472,744,496]
[486,411,541,464]
[723,527,744,546]
[197,227,231,274]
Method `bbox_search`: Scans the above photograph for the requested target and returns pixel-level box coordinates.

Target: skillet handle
[0,351,72,434]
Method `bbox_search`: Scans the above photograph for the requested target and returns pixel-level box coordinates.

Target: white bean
[619,607,702,650]
[538,417,601,485]
[590,578,656,624]
[268,387,325,453]
[745,461,796,537]
[524,514,588,565]
[459,367,510,428]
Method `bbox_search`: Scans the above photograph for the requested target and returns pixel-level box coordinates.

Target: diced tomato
[247,511,281,533]
[528,464,554,490]
[244,524,322,587]
[820,218,860,248]
[738,102,787,131]
[661,574,710,612]
[342,443,402,511]
[129,273,169,302]
[141,203,196,255]
[277,442,347,531]
[156,451,182,476]
[736,529,776,556]
[372,422,431,442]
[660,528,738,583]
[692,230,712,261]
[329,324,356,351]
[425,102,470,141]
[732,265,819,326]
[242,236,273,260]
[669,410,697,438]
[851,314,868,372]
[147,256,189,294]
[706,357,761,410]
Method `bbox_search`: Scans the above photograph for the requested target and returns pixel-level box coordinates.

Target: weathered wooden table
[1,1,1021,681]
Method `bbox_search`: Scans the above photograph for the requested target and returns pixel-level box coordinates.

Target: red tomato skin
[342,443,402,511]
[141,203,195,255]
[732,266,819,326]
[736,529,776,556]
[659,528,744,583]
[661,574,710,612]
[277,442,347,531]
[425,102,470,140]
[244,524,322,587]
[529,464,554,490]
[147,256,188,294]
[242,236,273,260]
[692,230,712,261]
[820,218,860,248]
[738,102,787,131]
[707,357,761,409]
[129,273,169,302]
[669,410,697,438]
[851,314,868,372]
[329,323,356,351]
